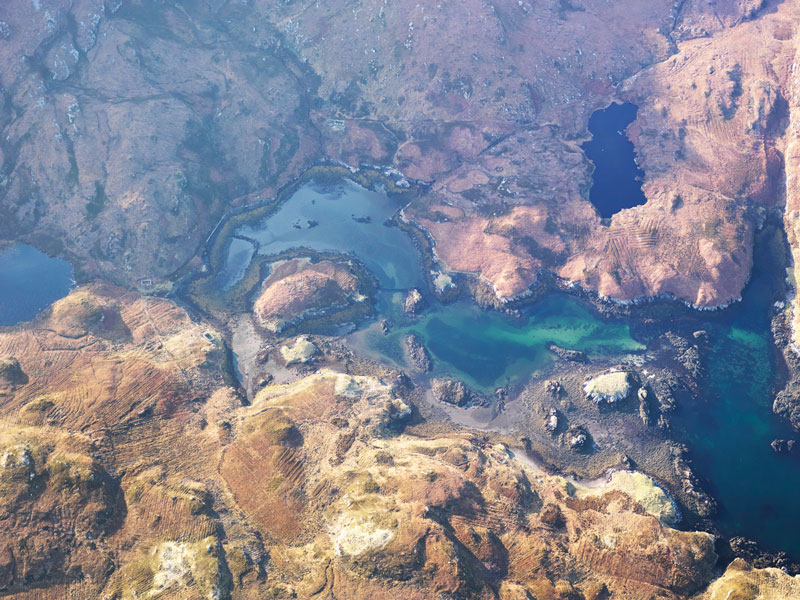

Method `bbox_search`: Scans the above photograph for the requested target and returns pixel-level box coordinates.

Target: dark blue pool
[582,102,648,218]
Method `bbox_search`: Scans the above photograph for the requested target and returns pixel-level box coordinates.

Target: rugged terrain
[2,0,800,598]
[0,0,798,309]
[253,257,367,332]
[0,285,794,598]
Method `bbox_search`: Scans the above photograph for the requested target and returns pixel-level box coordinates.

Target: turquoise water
[0,243,74,326]
[221,179,422,290]
[361,294,644,391]
[670,226,800,558]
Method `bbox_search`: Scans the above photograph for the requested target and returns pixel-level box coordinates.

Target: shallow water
[214,237,256,291]
[357,293,644,391]
[0,243,73,326]
[221,179,422,290]
[582,102,647,218]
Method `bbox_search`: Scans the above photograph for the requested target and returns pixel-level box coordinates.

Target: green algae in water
[374,295,644,390]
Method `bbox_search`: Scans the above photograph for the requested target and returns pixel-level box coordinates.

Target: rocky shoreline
[177,165,800,577]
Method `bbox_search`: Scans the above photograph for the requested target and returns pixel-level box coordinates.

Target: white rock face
[577,471,680,526]
[583,371,631,404]
[332,516,394,557]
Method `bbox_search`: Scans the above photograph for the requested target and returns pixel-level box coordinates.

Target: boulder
[431,379,473,407]
[280,337,317,365]
[583,371,631,405]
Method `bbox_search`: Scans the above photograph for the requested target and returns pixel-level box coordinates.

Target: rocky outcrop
[223,371,718,599]
[672,447,718,518]
[584,371,633,405]
[403,288,424,316]
[694,558,800,600]
[431,378,474,407]
[638,387,652,426]
[545,408,560,434]
[254,258,365,333]
[566,426,591,452]
[405,333,432,372]
[0,357,26,388]
[665,332,706,380]
[771,439,797,454]
[0,285,776,598]
[546,342,588,363]
[3,0,796,312]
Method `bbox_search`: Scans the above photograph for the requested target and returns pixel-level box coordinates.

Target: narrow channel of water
[0,243,74,326]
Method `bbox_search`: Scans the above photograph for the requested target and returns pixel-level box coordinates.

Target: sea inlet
[208,170,800,559]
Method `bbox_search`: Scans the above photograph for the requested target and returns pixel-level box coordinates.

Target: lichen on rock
[584,371,632,405]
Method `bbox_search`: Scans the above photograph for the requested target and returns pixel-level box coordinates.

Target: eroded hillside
[0,286,795,598]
